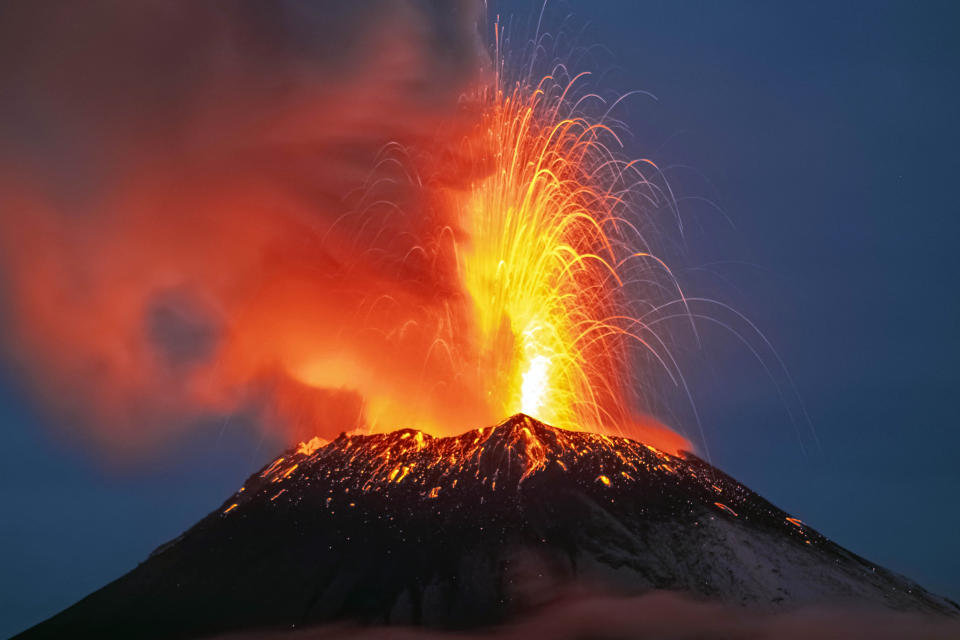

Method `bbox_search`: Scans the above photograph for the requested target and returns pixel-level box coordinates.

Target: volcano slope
[17,414,958,638]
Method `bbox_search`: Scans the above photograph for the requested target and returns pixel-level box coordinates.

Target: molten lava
[452,65,690,447]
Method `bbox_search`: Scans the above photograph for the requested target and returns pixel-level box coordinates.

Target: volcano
[17,414,958,638]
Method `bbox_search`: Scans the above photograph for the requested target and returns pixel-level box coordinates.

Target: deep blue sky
[3,1,959,636]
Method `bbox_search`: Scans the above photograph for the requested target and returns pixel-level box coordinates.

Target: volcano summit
[17,414,958,638]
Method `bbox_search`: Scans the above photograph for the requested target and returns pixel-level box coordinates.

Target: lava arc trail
[455,65,690,442]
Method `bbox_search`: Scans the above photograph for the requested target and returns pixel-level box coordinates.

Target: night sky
[2,1,959,637]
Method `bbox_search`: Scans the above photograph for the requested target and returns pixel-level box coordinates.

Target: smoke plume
[0,0,494,454]
[0,0,693,458]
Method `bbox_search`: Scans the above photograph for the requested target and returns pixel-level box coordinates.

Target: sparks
[456,45,687,440]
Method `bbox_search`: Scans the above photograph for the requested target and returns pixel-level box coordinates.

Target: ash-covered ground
[16,415,959,639]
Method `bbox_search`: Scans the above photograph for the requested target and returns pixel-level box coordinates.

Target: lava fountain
[285,34,695,453]
[456,60,690,450]
[291,59,693,454]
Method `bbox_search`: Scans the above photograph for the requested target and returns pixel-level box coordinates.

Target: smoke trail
[0,0,492,454]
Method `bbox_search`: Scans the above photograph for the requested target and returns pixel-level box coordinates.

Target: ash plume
[0,0,494,454]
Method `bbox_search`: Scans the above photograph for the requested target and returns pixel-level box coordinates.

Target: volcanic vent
[18,415,958,639]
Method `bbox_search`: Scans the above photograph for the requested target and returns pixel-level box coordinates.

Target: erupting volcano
[5,4,959,639]
[17,414,957,638]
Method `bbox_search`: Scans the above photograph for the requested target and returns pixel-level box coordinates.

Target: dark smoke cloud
[0,0,494,455]
[209,591,960,640]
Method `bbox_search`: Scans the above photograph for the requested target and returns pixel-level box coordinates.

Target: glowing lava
[520,354,550,416]
[224,413,811,554]
[451,53,690,446]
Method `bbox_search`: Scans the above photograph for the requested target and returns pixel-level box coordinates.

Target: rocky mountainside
[17,414,958,638]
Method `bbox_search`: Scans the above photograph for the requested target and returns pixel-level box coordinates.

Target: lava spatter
[226,413,808,545]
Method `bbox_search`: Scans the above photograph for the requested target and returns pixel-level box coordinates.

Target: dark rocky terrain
[16,414,959,639]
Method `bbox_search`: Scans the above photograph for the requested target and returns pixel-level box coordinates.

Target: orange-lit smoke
[0,2,689,456]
